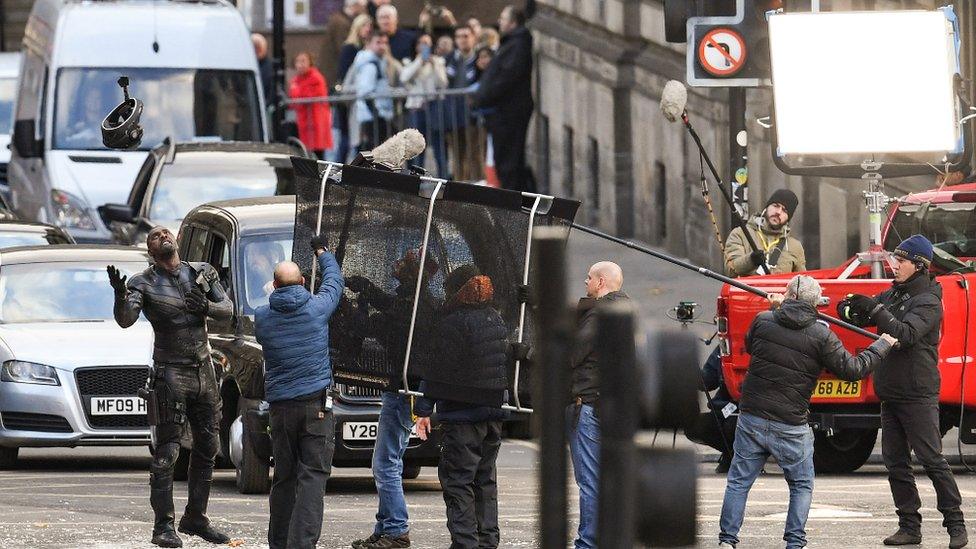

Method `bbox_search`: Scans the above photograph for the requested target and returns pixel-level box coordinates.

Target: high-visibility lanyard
[756,229,782,254]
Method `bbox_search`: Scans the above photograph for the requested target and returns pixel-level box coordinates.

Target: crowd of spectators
[254,1,536,192]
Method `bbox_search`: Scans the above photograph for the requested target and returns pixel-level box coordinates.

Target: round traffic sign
[697,28,747,77]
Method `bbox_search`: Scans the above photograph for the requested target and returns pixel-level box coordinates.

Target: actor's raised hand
[107,265,127,296]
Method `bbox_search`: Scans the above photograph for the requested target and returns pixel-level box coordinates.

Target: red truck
[716,182,976,472]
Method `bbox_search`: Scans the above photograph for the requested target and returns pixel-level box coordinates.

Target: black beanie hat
[765,188,799,220]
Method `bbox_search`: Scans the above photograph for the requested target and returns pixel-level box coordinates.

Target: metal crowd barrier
[282,87,487,182]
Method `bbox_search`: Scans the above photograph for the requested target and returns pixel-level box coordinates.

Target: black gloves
[107,265,127,298]
[185,286,210,315]
[346,275,371,293]
[837,294,881,327]
[310,234,328,253]
[749,250,766,268]
[517,284,534,306]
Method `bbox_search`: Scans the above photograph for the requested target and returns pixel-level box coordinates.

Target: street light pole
[271,0,286,142]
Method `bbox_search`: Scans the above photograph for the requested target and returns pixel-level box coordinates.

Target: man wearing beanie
[838,235,968,548]
[724,188,806,277]
[690,189,806,476]
[719,275,896,549]
[413,264,510,549]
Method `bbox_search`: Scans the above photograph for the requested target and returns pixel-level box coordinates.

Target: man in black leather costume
[108,226,233,548]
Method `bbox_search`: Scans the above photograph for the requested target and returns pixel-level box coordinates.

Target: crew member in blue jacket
[414,264,510,549]
[254,235,344,549]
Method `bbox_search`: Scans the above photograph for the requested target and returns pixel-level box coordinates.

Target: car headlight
[1,360,60,386]
[51,189,96,230]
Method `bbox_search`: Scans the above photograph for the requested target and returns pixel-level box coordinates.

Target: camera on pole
[101,76,144,150]
[665,0,780,87]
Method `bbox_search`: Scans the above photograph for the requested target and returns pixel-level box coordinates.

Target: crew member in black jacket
[840,235,968,548]
[472,5,534,192]
[414,264,509,549]
[719,275,895,549]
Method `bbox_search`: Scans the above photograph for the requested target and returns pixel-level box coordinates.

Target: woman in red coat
[289,51,333,158]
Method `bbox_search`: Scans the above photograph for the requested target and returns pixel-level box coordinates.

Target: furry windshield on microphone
[660,80,688,123]
[365,129,427,171]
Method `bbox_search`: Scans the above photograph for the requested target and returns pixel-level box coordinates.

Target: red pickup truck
[716,183,976,472]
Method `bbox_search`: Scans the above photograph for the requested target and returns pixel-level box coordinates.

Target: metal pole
[399,179,445,395]
[533,227,572,549]
[504,194,543,414]
[728,87,748,219]
[863,174,890,280]
[682,112,769,273]
[596,303,638,548]
[309,164,335,291]
[271,0,286,142]
[568,220,881,341]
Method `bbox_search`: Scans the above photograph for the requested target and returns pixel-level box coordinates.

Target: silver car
[0,245,153,467]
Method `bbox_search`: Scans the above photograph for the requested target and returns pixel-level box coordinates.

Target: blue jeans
[408,109,450,179]
[371,392,413,536]
[568,404,599,549]
[719,412,814,549]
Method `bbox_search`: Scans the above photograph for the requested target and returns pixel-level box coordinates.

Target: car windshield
[0,77,16,135]
[886,202,976,259]
[148,158,287,222]
[54,67,262,151]
[241,235,293,315]
[0,231,71,248]
[0,261,147,323]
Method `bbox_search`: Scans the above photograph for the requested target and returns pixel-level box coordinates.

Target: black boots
[949,526,969,549]
[883,528,923,546]
[150,473,182,548]
[177,466,230,544]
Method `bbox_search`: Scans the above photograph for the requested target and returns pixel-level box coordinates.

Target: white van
[0,52,22,201]
[9,0,268,242]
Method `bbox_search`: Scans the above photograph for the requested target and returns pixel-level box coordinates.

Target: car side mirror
[97,203,135,225]
[12,120,43,158]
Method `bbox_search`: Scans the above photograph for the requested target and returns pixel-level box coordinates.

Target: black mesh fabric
[292,159,578,407]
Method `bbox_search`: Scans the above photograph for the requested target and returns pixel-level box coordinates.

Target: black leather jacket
[114,261,233,364]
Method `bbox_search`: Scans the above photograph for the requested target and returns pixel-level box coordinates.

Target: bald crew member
[254,236,344,549]
[569,261,628,549]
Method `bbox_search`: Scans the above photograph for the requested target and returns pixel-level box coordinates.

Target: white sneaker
[719,544,735,548]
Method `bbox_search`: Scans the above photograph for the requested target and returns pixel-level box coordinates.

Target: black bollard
[596,302,639,549]
[531,227,573,549]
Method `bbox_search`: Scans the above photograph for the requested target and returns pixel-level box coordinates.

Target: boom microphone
[369,129,427,171]
[660,80,688,123]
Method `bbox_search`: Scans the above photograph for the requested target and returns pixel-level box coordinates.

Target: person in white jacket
[400,34,450,178]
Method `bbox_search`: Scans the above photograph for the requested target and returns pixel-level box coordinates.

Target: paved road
[9,233,976,548]
[8,443,976,548]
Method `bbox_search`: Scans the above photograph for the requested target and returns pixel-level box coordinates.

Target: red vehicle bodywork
[716,184,976,470]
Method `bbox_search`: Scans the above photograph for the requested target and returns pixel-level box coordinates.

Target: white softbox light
[769,10,960,157]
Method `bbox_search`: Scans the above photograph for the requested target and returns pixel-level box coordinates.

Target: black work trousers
[268,397,336,549]
[439,420,503,549]
[881,400,964,532]
[685,410,737,460]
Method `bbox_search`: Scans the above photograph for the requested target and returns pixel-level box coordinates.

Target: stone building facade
[529,0,976,271]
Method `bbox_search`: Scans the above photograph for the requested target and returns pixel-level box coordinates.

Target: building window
[655,161,667,242]
[563,125,575,197]
[588,137,600,212]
